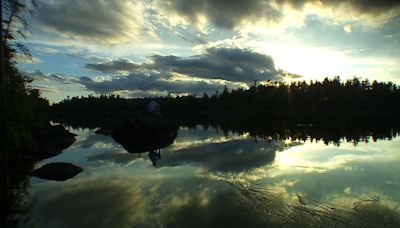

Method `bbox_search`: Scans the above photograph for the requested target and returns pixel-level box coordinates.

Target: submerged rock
[31,162,83,181]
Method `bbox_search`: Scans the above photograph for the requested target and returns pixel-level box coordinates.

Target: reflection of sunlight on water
[274,137,400,175]
[25,125,400,227]
[171,132,251,150]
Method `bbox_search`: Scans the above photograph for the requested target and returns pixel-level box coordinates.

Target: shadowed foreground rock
[31,124,77,160]
[31,162,83,181]
[33,124,77,150]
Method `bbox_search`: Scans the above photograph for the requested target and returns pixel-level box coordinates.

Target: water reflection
[13,123,400,227]
[158,139,279,172]
[149,149,161,166]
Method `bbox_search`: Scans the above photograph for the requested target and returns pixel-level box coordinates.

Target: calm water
[20,125,400,227]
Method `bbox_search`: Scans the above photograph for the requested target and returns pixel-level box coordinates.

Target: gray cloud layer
[27,69,238,98]
[79,73,229,95]
[85,59,140,73]
[160,0,400,29]
[85,47,279,83]
[28,47,281,97]
[158,0,282,29]
[151,47,278,82]
[34,0,144,43]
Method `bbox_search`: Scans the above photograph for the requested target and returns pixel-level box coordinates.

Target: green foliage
[2,0,50,153]
[4,43,49,151]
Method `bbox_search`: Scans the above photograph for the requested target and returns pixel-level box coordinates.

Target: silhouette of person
[147,100,160,116]
[149,149,161,166]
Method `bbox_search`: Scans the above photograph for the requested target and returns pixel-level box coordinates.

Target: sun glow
[282,73,294,85]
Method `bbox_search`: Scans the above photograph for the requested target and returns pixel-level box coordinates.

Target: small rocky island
[96,115,178,153]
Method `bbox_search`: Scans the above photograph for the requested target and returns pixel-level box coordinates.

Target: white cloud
[343,24,352,33]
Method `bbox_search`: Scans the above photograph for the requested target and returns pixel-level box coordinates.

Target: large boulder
[33,124,77,150]
[30,123,77,160]
[32,142,63,160]
[31,162,83,181]
[110,115,178,153]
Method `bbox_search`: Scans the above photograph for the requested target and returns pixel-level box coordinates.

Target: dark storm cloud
[34,0,141,42]
[160,0,400,29]
[85,59,141,73]
[86,47,280,83]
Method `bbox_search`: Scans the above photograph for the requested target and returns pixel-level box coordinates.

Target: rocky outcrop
[98,115,178,153]
[31,123,77,160]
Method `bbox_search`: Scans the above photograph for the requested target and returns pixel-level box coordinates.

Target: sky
[15,0,400,103]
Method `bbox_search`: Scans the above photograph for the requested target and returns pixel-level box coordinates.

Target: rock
[31,162,83,181]
[111,115,178,153]
[95,127,114,135]
[32,142,63,160]
[33,124,77,150]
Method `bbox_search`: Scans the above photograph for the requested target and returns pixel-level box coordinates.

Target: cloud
[25,46,282,99]
[25,70,92,103]
[343,24,353,33]
[157,0,400,30]
[83,127,283,173]
[157,0,282,29]
[87,151,138,165]
[34,0,148,44]
[157,139,278,172]
[67,51,109,63]
[15,54,41,64]
[86,47,280,83]
[34,47,59,54]
[31,85,59,93]
[24,69,242,100]
[26,173,281,227]
[313,0,400,15]
[150,47,279,82]
[78,72,233,95]
[26,70,77,84]
[85,59,141,73]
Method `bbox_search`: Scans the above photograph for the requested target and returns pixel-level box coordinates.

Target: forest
[53,77,400,118]
[51,77,400,147]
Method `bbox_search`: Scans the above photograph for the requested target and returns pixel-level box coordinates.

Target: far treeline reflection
[52,77,400,145]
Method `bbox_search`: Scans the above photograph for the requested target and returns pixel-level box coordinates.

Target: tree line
[53,76,400,118]
[2,1,50,226]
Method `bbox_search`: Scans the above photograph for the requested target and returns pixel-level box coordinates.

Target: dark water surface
[18,125,400,227]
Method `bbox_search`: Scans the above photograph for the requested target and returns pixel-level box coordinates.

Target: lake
[16,124,400,227]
